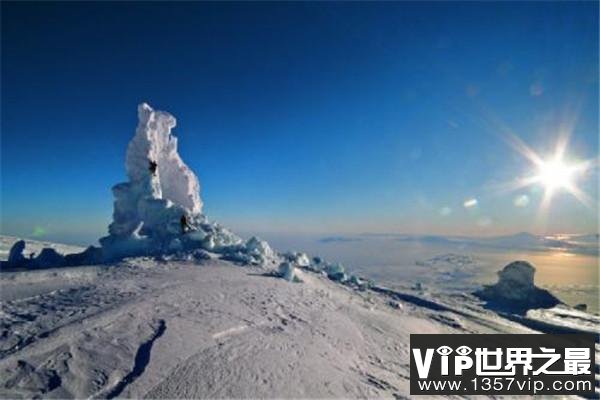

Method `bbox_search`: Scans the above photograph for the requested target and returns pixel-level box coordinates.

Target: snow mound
[474,260,561,314]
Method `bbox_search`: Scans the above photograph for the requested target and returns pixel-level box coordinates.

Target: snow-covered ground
[1,249,598,398]
[1,104,597,398]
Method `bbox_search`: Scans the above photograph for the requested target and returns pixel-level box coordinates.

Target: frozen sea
[254,233,599,314]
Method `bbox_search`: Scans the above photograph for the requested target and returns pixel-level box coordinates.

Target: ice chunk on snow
[293,253,310,267]
[222,236,278,266]
[325,263,347,281]
[199,224,243,252]
[348,275,363,286]
[245,236,275,263]
[283,251,310,267]
[278,262,296,281]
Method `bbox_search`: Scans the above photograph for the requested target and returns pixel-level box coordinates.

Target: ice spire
[3,103,279,268]
[127,103,202,214]
[104,103,203,243]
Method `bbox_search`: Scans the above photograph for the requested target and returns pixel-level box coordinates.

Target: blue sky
[1,2,598,245]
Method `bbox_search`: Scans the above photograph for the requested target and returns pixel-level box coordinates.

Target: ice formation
[223,236,276,265]
[2,103,278,269]
[474,260,561,314]
[7,240,26,266]
[283,252,311,268]
[100,103,205,259]
[2,103,370,282]
[98,103,277,265]
[278,262,297,282]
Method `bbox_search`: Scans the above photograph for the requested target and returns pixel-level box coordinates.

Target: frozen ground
[1,248,598,399]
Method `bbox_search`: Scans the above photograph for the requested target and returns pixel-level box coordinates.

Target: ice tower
[100,103,205,257]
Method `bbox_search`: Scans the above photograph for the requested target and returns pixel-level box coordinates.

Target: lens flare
[501,132,596,214]
[535,158,575,191]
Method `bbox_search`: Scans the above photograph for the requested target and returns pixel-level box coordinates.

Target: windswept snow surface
[0,255,555,399]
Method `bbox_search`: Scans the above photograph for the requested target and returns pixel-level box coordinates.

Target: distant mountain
[320,232,598,255]
[318,236,363,243]
[395,235,456,245]
[475,232,542,247]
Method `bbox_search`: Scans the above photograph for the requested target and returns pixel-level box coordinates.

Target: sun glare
[499,132,596,213]
[535,157,576,192]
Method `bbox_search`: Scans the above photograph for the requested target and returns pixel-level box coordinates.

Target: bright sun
[535,157,576,192]
[501,133,595,212]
